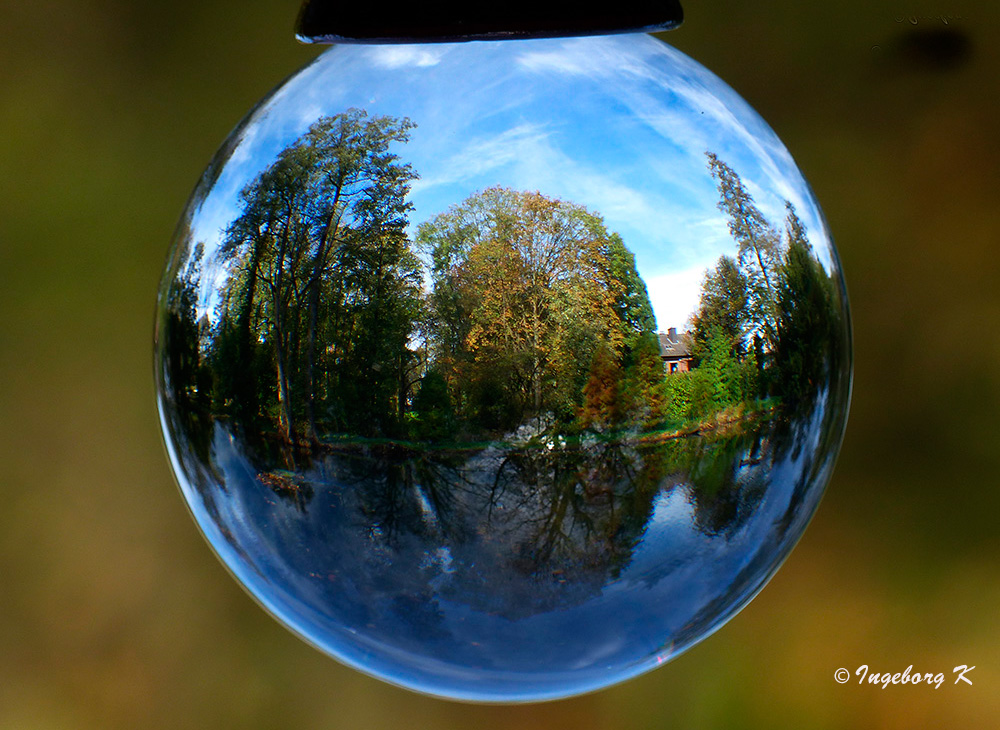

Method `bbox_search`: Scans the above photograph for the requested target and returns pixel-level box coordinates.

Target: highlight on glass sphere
[155,33,852,702]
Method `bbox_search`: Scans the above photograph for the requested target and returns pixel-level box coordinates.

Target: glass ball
[155,33,851,701]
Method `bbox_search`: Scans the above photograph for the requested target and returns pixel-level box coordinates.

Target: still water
[165,398,837,700]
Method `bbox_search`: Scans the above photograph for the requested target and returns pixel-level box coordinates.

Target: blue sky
[187,34,836,332]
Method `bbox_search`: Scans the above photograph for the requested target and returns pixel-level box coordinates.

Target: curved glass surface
[155,33,852,701]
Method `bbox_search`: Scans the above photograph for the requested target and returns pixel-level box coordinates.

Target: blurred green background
[2,1,997,727]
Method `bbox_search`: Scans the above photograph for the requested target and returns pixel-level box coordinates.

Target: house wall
[664,358,692,375]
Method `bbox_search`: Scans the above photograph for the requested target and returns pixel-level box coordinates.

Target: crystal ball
[155,33,851,701]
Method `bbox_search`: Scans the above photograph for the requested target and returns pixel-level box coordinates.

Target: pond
[164,396,839,700]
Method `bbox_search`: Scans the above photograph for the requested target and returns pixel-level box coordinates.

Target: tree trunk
[275,331,294,446]
[532,296,542,415]
[304,194,344,444]
[271,215,296,453]
[233,239,261,422]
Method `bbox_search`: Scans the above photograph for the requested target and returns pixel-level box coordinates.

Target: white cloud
[516,34,665,83]
[367,45,444,69]
[645,265,708,332]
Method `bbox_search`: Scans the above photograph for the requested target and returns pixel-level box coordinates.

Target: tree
[706,152,782,350]
[578,344,623,431]
[620,331,667,428]
[690,254,750,362]
[773,201,839,407]
[411,369,455,441]
[161,242,214,461]
[297,112,419,439]
[604,234,657,347]
[418,188,654,432]
[211,109,420,446]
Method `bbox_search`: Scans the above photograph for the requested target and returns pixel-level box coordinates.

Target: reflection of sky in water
[161,396,836,701]
[182,34,835,332]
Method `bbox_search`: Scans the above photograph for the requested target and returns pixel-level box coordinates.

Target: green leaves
[419,187,655,433]
[693,154,843,416]
[182,129,841,459]
[210,110,421,444]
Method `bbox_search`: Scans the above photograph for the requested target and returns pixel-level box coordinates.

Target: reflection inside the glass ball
[156,33,851,701]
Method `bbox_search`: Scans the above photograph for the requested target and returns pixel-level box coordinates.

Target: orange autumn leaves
[419,187,656,434]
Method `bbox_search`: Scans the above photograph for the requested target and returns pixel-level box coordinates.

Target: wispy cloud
[410,122,554,193]
[367,45,444,69]
[182,33,839,328]
[407,114,721,279]
[516,34,665,83]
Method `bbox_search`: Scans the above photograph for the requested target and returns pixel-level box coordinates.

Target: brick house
[658,328,694,374]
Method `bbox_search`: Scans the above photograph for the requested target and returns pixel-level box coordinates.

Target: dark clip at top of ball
[296,0,684,44]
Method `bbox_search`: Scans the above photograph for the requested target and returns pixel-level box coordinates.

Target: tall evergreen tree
[706,152,782,350]
[773,201,838,407]
[690,254,750,362]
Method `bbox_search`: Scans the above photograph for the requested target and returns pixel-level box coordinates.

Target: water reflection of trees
[235,412,784,619]
[157,108,851,619]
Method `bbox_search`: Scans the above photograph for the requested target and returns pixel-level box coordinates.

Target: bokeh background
[2,0,997,727]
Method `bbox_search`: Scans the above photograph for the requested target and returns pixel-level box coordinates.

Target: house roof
[658,331,692,359]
